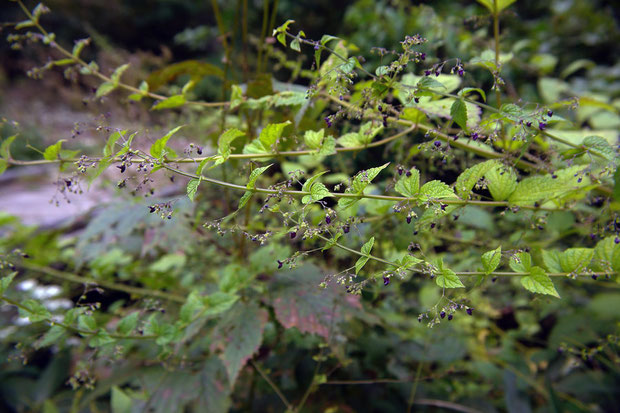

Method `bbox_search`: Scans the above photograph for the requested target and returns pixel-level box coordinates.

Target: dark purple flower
[434,140,441,147]
[539,122,547,131]
[471,132,478,141]
[378,105,383,112]
[592,274,598,280]
[406,170,412,177]
[526,121,532,127]
[615,237,620,244]
[314,42,320,50]
[383,276,390,286]
[424,70,432,76]
[397,166,403,175]
[420,53,426,61]
[457,68,464,77]
[406,216,412,224]
[325,215,331,224]
[343,225,350,234]
[440,311,446,319]
[277,260,283,269]
[547,110,553,117]
[290,231,296,239]
[197,147,203,155]
[414,97,420,104]
[117,164,126,173]
[324,116,332,128]
[448,314,453,321]
[466,308,473,316]
[430,222,436,229]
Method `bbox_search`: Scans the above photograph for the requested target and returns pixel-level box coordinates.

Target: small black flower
[615,237,620,244]
[526,121,532,127]
[343,225,350,234]
[471,132,478,141]
[290,231,297,239]
[591,274,598,280]
[440,311,446,319]
[466,308,473,316]
[430,222,436,229]
[406,216,412,224]
[197,147,203,155]
[433,140,441,148]
[277,260,283,269]
[547,110,553,117]
[383,276,390,286]
[325,215,331,224]
[448,314,453,321]
[539,122,547,131]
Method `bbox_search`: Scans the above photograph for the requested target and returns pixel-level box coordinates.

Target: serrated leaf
[0,272,17,294]
[111,386,132,413]
[459,87,486,102]
[419,180,457,201]
[582,136,615,161]
[150,126,183,159]
[318,136,336,156]
[417,76,447,91]
[0,135,17,159]
[212,302,267,386]
[395,168,420,197]
[152,94,186,110]
[509,252,532,273]
[43,140,66,161]
[485,164,518,201]
[339,163,389,210]
[230,84,243,110]
[593,237,620,272]
[481,246,501,274]
[110,63,129,83]
[215,129,245,165]
[96,81,116,98]
[508,165,590,206]
[355,237,375,274]
[187,178,200,201]
[521,266,560,297]
[376,65,389,76]
[322,233,342,251]
[559,248,594,273]
[542,250,563,273]
[116,312,139,336]
[450,99,468,130]
[243,121,291,154]
[238,165,272,209]
[78,314,97,332]
[104,130,125,157]
[19,300,51,323]
[36,325,66,349]
[304,129,325,150]
[436,268,465,288]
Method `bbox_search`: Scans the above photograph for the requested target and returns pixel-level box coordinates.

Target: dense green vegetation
[1,1,619,412]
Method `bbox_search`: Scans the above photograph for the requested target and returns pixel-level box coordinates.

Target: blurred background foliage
[0,0,619,412]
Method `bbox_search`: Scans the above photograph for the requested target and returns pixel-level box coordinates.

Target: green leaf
[302,171,332,204]
[43,140,66,161]
[508,165,590,206]
[509,252,532,273]
[36,325,66,349]
[238,165,272,209]
[450,99,468,130]
[458,87,486,102]
[481,246,501,274]
[152,94,186,110]
[485,164,518,201]
[187,178,200,201]
[542,250,563,273]
[78,314,97,332]
[395,168,420,197]
[229,84,243,109]
[355,237,375,274]
[304,129,325,150]
[521,266,560,298]
[203,292,239,317]
[215,129,245,165]
[593,237,620,272]
[375,65,389,76]
[243,121,291,154]
[150,126,183,159]
[0,135,17,159]
[111,386,133,413]
[290,37,301,52]
[95,81,116,98]
[213,302,267,386]
[322,233,342,251]
[614,166,620,202]
[318,136,337,156]
[341,57,357,74]
[419,180,457,201]
[337,122,383,148]
[455,160,498,198]
[273,20,295,46]
[104,130,125,157]
[559,248,594,273]
[417,76,447,91]
[116,312,139,336]
[0,159,6,176]
[0,272,17,294]
[436,268,465,289]
[20,299,52,323]
[110,63,129,84]
[338,163,389,210]
[477,0,518,13]
[582,136,615,161]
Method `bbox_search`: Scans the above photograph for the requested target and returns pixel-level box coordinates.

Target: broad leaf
[355,237,375,274]
[481,246,501,274]
[521,266,560,298]
[150,126,183,159]
[485,164,517,201]
[395,168,420,197]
